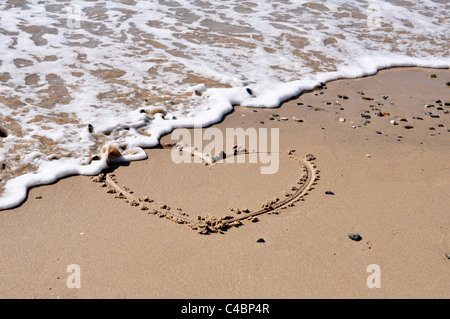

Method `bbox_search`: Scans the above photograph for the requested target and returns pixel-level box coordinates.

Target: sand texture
[0,67,449,299]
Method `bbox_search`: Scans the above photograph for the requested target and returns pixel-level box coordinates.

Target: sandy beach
[0,67,449,299]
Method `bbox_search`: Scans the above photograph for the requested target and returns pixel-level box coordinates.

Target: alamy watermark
[366,264,381,288]
[66,264,81,289]
[171,127,280,175]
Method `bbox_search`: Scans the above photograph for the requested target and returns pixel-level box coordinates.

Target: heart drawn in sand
[92,147,319,234]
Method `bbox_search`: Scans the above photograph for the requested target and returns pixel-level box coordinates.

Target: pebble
[446,254,450,259]
[36,196,42,200]
[88,124,94,133]
[404,125,414,129]
[271,114,279,117]
[339,117,345,122]
[297,102,304,105]
[269,117,274,120]
[430,74,437,78]
[257,238,265,243]
[425,104,434,108]
[446,82,450,87]
[390,120,398,125]
[347,233,363,242]
[325,191,335,195]
[259,121,264,124]
[280,117,288,121]
[430,114,440,118]
[376,131,383,134]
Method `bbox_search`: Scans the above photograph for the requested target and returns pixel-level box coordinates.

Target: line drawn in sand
[92,146,319,235]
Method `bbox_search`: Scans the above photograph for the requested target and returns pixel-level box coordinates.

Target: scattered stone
[445,254,450,259]
[257,238,265,243]
[347,233,362,242]
[88,124,94,133]
[382,96,389,99]
[297,102,304,105]
[430,74,437,78]
[0,127,7,138]
[430,114,440,118]
[246,88,253,95]
[399,118,408,122]
[435,100,442,104]
[259,121,264,124]
[271,114,279,117]
[362,97,373,101]
[268,117,274,120]
[366,154,371,158]
[292,116,303,122]
[390,120,398,125]
[438,124,444,127]
[339,117,345,122]
[36,196,42,200]
[280,117,288,121]
[446,82,450,87]
[425,104,434,108]
[404,125,414,129]
[376,131,383,134]
[325,191,335,195]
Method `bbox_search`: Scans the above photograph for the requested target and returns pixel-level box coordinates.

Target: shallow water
[0,0,449,209]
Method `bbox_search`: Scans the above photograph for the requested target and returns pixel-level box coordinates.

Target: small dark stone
[347,233,362,242]
[268,117,274,120]
[435,100,442,104]
[404,125,414,129]
[0,127,7,138]
[253,109,257,112]
[139,109,146,113]
[88,124,94,133]
[445,254,450,259]
[343,95,349,99]
[259,121,265,124]
[1,163,5,170]
[271,114,279,117]
[92,155,100,161]
[246,88,253,95]
[430,114,440,118]
[256,238,265,243]
[430,74,437,78]
[325,191,335,195]
[297,102,304,105]
[382,96,388,99]
[36,196,43,200]
[446,82,450,87]
[376,131,383,134]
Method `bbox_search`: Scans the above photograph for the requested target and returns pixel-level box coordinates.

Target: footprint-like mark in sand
[92,148,319,234]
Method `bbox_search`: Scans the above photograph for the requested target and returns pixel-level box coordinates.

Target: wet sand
[0,67,449,298]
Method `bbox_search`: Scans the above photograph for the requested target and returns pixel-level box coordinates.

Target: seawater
[0,0,448,209]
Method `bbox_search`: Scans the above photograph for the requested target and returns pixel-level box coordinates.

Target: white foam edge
[0,55,448,211]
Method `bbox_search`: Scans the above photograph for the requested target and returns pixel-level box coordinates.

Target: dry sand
[0,67,449,299]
